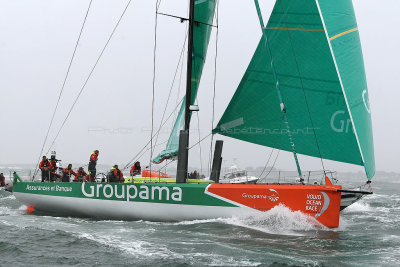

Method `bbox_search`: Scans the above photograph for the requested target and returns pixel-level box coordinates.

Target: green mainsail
[213,0,375,178]
[153,0,217,163]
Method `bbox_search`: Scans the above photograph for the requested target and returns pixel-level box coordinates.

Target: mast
[254,0,302,178]
[185,0,195,131]
[176,0,195,182]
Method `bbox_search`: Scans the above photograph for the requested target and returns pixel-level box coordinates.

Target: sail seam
[315,0,366,165]
[263,27,324,31]
[329,27,358,40]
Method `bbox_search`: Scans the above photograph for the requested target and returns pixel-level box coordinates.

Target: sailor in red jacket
[62,164,77,183]
[39,156,50,182]
[0,173,5,187]
[48,157,60,182]
[130,161,141,176]
[88,150,99,179]
[108,165,124,183]
[74,167,90,182]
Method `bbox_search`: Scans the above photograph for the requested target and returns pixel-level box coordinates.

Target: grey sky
[0,0,399,177]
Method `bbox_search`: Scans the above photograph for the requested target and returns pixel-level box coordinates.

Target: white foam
[342,201,373,213]
[77,231,175,258]
[0,195,16,200]
[221,205,324,235]
[208,255,261,266]
[146,205,325,236]
[0,205,26,216]
[0,206,13,215]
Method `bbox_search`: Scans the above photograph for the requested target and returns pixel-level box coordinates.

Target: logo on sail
[330,110,352,133]
[362,89,371,114]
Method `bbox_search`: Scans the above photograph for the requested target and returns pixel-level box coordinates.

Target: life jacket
[74,170,87,182]
[49,160,57,171]
[62,168,76,182]
[130,164,141,176]
[0,175,5,187]
[108,167,123,182]
[90,152,98,162]
[39,160,50,170]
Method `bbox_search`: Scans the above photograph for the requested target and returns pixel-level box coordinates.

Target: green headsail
[214,0,375,178]
[153,0,217,164]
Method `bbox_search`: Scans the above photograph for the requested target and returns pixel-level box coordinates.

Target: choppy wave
[218,205,324,235]
[144,205,324,236]
[342,201,373,213]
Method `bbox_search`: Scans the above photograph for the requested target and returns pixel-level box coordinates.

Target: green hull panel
[13,182,233,207]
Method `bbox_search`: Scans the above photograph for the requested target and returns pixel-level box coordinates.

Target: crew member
[62,164,77,183]
[0,173,5,187]
[39,156,50,182]
[108,165,124,183]
[74,167,89,182]
[130,161,141,176]
[49,155,58,182]
[88,150,99,178]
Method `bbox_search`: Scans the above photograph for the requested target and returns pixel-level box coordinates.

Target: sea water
[0,167,399,266]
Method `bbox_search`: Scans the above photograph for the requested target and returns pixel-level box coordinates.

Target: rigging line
[156,12,217,28]
[174,0,188,123]
[277,3,326,173]
[263,149,280,179]
[124,99,183,171]
[150,1,160,177]
[254,0,302,177]
[32,0,94,180]
[44,0,133,156]
[189,132,212,150]
[123,97,184,170]
[129,139,168,170]
[150,0,188,165]
[208,0,219,176]
[195,99,203,175]
[138,140,169,165]
[153,28,189,152]
[156,158,176,173]
[262,118,285,180]
[259,148,275,178]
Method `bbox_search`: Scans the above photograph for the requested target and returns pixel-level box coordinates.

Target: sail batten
[214,0,374,178]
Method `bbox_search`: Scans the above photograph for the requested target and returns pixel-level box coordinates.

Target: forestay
[153,0,217,164]
[213,0,375,178]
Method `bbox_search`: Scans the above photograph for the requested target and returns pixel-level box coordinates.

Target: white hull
[219,177,259,184]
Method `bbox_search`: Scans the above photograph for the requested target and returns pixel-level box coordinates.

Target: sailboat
[11,0,374,228]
